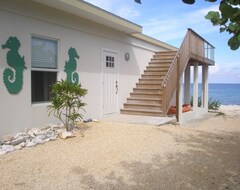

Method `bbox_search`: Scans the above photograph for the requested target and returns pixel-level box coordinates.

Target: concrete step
[130,92,162,98]
[123,103,162,111]
[126,97,161,104]
[121,108,163,117]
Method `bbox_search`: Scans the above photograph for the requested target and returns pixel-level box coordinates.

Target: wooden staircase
[120,51,177,116]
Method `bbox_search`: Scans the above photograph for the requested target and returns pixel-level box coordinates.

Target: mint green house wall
[0,0,175,137]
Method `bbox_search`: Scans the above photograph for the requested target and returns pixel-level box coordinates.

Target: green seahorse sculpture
[2,36,26,94]
[64,47,79,84]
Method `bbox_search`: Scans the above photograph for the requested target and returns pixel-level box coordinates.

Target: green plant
[208,97,221,110]
[48,79,87,131]
[190,96,202,107]
[190,96,221,110]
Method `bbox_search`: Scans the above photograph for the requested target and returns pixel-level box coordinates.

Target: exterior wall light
[125,52,130,61]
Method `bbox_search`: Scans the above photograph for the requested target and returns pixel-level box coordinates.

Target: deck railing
[161,28,215,115]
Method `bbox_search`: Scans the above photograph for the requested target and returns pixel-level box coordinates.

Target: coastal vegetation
[48,80,88,131]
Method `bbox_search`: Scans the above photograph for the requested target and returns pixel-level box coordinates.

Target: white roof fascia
[132,33,178,51]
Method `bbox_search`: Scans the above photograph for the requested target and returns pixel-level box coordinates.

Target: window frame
[31,35,59,105]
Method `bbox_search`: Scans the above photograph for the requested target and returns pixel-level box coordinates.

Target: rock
[56,128,67,135]
[35,135,46,140]
[83,119,92,123]
[28,131,35,138]
[3,135,15,142]
[44,138,51,142]
[50,124,61,131]
[19,142,26,147]
[15,132,27,138]
[0,140,3,145]
[26,141,36,147]
[32,128,41,135]
[0,149,7,155]
[33,138,45,145]
[59,131,74,139]
[46,132,55,138]
[10,137,26,146]
[2,145,15,153]
[50,136,57,141]
[14,145,22,150]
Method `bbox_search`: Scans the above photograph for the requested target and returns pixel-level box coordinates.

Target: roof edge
[132,33,178,51]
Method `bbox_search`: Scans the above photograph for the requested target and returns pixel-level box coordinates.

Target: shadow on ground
[70,127,240,190]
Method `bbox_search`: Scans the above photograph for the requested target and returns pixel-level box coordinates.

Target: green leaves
[182,0,195,4]
[205,11,221,25]
[48,79,88,131]
[184,0,240,50]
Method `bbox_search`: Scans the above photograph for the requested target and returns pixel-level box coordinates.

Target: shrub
[48,80,88,131]
[208,97,221,110]
[190,96,221,111]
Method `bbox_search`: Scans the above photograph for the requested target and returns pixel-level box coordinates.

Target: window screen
[31,37,57,69]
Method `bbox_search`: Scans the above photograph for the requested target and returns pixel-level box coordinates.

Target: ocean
[190,83,240,105]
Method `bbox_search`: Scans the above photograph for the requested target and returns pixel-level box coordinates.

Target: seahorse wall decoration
[2,36,26,94]
[64,47,79,84]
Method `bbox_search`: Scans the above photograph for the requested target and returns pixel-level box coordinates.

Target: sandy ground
[0,105,240,190]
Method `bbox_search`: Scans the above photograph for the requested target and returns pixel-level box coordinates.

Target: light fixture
[125,53,130,61]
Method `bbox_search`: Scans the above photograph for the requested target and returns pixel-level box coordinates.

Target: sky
[84,0,240,83]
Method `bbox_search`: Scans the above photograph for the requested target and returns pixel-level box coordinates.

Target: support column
[177,75,183,124]
[193,62,198,112]
[184,64,191,104]
[202,65,209,112]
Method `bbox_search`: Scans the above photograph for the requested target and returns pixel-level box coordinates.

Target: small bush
[208,97,221,110]
[190,96,221,111]
[48,79,88,131]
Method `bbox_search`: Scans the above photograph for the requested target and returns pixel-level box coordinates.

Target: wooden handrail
[161,29,215,115]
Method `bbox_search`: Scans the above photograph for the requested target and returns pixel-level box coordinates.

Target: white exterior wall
[0,0,170,137]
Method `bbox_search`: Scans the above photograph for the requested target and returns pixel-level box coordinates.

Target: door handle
[116,81,118,94]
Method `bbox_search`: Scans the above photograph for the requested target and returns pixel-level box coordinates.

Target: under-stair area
[120,51,177,116]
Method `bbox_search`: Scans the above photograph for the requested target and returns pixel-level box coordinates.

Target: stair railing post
[176,55,180,122]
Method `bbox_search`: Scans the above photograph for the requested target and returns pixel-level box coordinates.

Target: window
[31,36,58,103]
[106,56,115,68]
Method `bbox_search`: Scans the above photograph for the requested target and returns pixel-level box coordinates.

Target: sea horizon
[190,83,240,105]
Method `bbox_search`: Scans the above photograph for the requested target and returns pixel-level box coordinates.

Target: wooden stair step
[120,108,163,117]
[126,97,162,104]
[133,88,162,93]
[139,79,164,84]
[151,57,173,62]
[124,103,162,110]
[130,92,162,98]
[141,74,165,79]
[136,83,162,88]
[155,51,177,55]
[144,71,168,75]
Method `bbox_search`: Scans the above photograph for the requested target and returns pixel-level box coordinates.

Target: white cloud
[141,5,219,42]
[116,5,140,20]
[83,0,116,11]
[83,0,140,20]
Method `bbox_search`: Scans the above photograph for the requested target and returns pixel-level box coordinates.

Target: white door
[103,50,118,115]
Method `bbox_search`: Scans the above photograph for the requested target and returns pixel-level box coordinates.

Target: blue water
[190,83,240,105]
